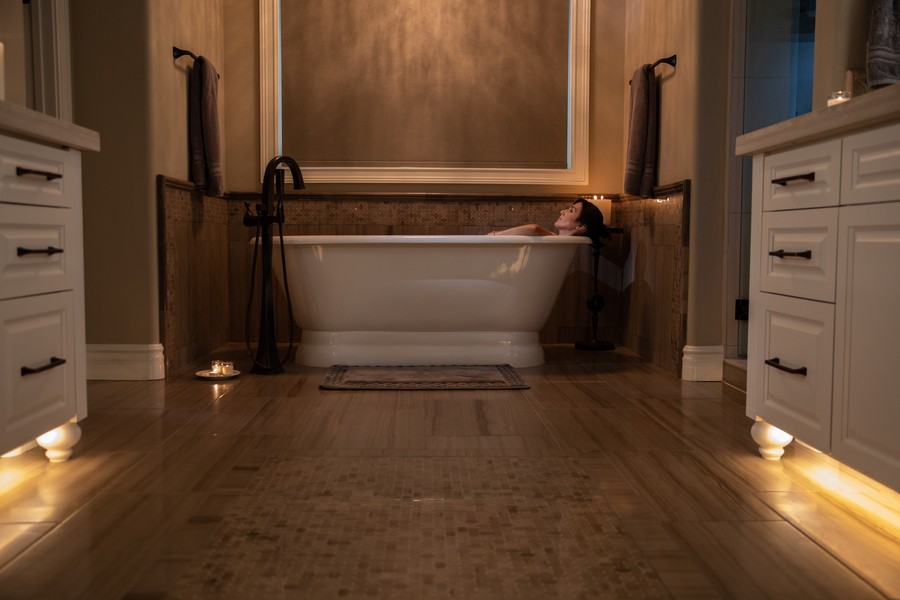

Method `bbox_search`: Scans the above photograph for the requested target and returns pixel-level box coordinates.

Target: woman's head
[555,199,610,239]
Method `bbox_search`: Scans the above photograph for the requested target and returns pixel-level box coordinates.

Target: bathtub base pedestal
[297,331,546,368]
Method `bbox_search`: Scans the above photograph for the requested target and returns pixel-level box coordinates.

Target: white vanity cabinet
[739,85,900,492]
[0,101,99,462]
[831,181,900,490]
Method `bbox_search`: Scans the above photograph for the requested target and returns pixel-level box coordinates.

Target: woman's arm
[487,224,556,236]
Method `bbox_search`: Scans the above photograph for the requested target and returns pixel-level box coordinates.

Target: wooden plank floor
[1,344,898,599]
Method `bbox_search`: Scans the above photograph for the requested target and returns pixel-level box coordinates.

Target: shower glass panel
[736,0,815,357]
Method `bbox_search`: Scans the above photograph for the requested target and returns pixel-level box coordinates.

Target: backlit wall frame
[259,0,591,185]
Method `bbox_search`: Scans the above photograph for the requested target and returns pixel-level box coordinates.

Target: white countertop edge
[736,84,900,157]
[0,100,100,152]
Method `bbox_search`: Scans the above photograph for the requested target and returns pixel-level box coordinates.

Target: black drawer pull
[769,249,812,259]
[764,357,807,376]
[17,246,64,256]
[16,167,63,181]
[21,356,67,376]
[771,172,815,186]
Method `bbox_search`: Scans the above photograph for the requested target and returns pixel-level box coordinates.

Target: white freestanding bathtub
[272,235,589,367]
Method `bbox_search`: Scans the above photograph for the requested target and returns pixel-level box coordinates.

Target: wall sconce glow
[36,423,82,463]
[750,417,794,460]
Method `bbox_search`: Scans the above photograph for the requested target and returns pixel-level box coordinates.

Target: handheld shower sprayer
[244,155,305,374]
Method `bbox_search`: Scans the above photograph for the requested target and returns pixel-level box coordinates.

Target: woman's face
[555,203,585,236]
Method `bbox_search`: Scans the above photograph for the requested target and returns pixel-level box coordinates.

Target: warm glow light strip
[771,426,900,536]
[803,465,900,538]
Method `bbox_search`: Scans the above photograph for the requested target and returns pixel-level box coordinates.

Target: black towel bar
[173,46,219,79]
[173,46,198,61]
[629,54,677,84]
[651,54,677,70]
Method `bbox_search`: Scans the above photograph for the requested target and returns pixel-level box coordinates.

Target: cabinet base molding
[87,343,165,380]
[680,345,724,381]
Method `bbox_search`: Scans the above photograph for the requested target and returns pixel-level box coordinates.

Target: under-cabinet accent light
[804,466,900,533]
[1,441,36,459]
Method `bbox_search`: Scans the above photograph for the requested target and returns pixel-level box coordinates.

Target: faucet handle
[243,201,262,228]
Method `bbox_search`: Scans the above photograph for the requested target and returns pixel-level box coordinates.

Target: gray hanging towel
[624,64,658,198]
[867,0,900,88]
[189,56,224,197]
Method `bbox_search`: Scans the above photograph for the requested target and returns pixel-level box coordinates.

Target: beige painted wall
[223,0,260,191]
[148,0,225,188]
[812,0,874,110]
[72,0,224,346]
[0,0,29,106]
[623,0,731,350]
[72,0,154,344]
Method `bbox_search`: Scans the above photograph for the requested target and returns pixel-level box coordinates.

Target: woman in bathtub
[487,198,609,240]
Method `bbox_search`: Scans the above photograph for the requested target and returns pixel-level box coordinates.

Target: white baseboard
[86,344,165,380]
[681,345,724,381]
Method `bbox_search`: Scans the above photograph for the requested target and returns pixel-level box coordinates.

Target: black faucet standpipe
[246,156,305,374]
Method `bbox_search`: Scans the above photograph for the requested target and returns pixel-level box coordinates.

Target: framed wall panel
[260,0,591,184]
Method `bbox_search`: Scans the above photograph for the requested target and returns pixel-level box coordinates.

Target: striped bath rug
[320,364,529,390]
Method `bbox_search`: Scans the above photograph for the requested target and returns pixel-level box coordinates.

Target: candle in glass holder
[827,90,851,107]
[221,361,234,375]
[210,360,223,375]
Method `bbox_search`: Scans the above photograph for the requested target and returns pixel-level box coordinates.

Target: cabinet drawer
[763,139,841,211]
[0,134,79,209]
[760,208,838,302]
[0,291,77,451]
[757,293,834,449]
[841,121,900,206]
[0,203,77,300]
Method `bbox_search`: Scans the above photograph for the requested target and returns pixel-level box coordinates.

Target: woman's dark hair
[574,198,610,240]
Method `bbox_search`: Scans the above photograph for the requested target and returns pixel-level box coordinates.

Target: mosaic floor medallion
[173,456,668,598]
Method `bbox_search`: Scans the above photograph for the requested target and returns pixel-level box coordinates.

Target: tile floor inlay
[173,456,668,598]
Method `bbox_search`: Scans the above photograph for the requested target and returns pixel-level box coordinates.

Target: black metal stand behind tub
[575,229,623,352]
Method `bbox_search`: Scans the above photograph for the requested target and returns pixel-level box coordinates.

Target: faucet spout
[261,155,304,214]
